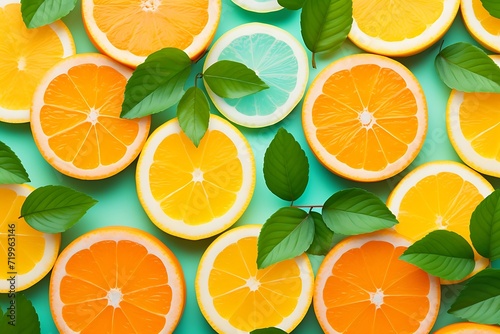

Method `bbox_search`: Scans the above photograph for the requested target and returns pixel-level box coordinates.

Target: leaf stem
[194,73,203,87]
[311,52,317,69]
[291,204,323,209]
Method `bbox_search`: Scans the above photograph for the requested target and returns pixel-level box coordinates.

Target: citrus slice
[195,224,314,333]
[462,0,500,53]
[30,53,151,180]
[435,322,500,333]
[387,161,493,283]
[0,184,61,292]
[231,0,283,12]
[349,0,460,56]
[81,0,221,68]
[314,230,441,334]
[136,115,255,240]
[49,226,185,333]
[203,22,309,128]
[302,53,427,182]
[0,0,75,123]
[447,55,500,177]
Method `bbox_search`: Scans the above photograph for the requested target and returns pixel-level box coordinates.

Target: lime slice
[231,0,283,12]
[203,22,309,128]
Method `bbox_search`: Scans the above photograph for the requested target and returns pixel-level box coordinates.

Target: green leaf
[177,87,210,147]
[470,189,500,261]
[263,128,309,201]
[121,48,191,118]
[20,185,97,233]
[481,0,500,19]
[257,207,315,269]
[435,42,500,92]
[300,0,352,67]
[0,294,40,333]
[203,60,268,99]
[0,141,30,184]
[307,211,334,255]
[278,0,305,10]
[449,268,500,325]
[322,188,398,235]
[21,0,77,28]
[400,230,475,281]
[251,328,288,334]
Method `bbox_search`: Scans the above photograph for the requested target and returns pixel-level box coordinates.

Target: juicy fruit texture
[231,0,283,13]
[435,322,500,333]
[302,53,427,182]
[387,161,493,283]
[30,53,151,180]
[349,0,460,56]
[0,184,61,292]
[314,230,440,334]
[204,22,309,128]
[0,0,75,123]
[136,115,255,240]
[82,0,221,67]
[195,225,314,333]
[447,55,500,177]
[462,0,500,53]
[49,226,185,334]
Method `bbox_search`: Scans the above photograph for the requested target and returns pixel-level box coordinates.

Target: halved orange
[0,184,61,292]
[314,230,440,334]
[462,0,500,53]
[349,0,460,56]
[387,161,493,283]
[31,53,151,180]
[81,0,221,67]
[0,0,75,123]
[302,53,427,182]
[136,115,255,240]
[195,225,314,333]
[435,322,500,333]
[49,226,185,333]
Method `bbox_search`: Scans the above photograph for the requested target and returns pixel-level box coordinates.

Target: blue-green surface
[1,1,500,333]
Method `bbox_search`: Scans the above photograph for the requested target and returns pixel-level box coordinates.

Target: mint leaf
[177,87,210,147]
[263,128,309,201]
[203,60,268,98]
[300,0,352,67]
[278,0,305,10]
[400,230,475,281]
[470,189,500,261]
[257,207,315,268]
[0,141,30,184]
[449,268,500,325]
[251,328,288,334]
[481,0,500,19]
[121,48,191,118]
[0,294,40,333]
[21,0,77,28]
[307,211,334,255]
[21,185,97,233]
[435,42,500,92]
[322,188,398,235]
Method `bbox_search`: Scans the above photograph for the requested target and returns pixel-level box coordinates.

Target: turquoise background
[1,1,500,333]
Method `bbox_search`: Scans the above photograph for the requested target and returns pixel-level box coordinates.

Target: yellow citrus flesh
[0,184,61,292]
[462,0,500,53]
[435,322,500,333]
[387,161,493,283]
[0,0,75,123]
[196,225,314,333]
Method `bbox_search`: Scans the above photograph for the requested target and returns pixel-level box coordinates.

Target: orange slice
[195,225,314,333]
[30,53,151,180]
[314,230,440,334]
[349,0,460,56]
[462,0,500,53]
[0,0,75,123]
[302,53,427,182]
[81,0,221,67]
[136,115,255,240]
[387,161,493,283]
[447,55,500,178]
[0,184,60,292]
[435,322,500,333]
[49,226,185,333]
